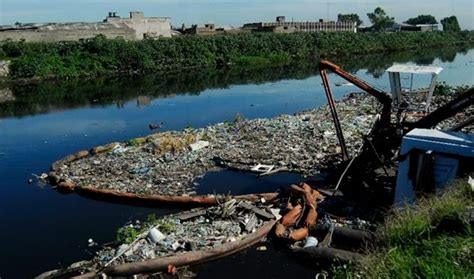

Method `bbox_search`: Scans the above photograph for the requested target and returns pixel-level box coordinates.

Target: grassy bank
[1,31,473,80]
[335,179,474,278]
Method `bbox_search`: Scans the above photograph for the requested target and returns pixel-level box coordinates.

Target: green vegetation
[115,214,177,244]
[367,7,395,31]
[1,30,473,80]
[405,15,438,25]
[441,16,461,32]
[146,214,176,234]
[125,137,147,147]
[337,13,363,26]
[116,226,140,244]
[434,82,471,96]
[334,179,474,278]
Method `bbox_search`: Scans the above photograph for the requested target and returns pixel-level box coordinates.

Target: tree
[405,15,437,25]
[367,7,395,31]
[440,16,461,32]
[337,13,362,26]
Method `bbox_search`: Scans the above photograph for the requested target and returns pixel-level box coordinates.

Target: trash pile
[41,199,277,277]
[52,92,382,196]
[98,199,275,265]
[401,90,474,133]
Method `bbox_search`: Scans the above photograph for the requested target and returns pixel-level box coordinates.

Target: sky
[0,0,473,29]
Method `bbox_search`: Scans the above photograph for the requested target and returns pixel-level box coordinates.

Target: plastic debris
[303,236,318,248]
[256,246,267,251]
[251,164,274,173]
[189,140,210,151]
[77,200,277,271]
[148,228,166,243]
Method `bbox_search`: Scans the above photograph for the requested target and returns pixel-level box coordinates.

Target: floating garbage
[39,199,277,277]
[48,89,472,204]
[49,93,383,201]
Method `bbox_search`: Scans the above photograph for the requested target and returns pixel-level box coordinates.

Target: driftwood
[174,209,207,221]
[102,220,277,277]
[239,202,276,220]
[294,246,364,264]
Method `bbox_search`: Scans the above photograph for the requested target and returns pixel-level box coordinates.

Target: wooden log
[174,209,207,221]
[239,202,275,220]
[103,220,277,276]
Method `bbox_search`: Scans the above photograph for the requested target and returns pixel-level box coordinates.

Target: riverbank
[1,31,473,81]
[334,178,473,278]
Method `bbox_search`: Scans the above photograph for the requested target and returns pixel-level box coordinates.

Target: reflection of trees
[0,64,318,118]
[0,46,470,118]
[334,46,464,78]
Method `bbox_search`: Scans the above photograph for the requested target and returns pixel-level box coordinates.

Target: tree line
[338,7,462,32]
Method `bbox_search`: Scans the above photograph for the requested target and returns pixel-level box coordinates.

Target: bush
[3,31,473,79]
[1,39,26,57]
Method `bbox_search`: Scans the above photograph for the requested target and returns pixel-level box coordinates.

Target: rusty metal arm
[319,60,392,123]
[318,60,393,161]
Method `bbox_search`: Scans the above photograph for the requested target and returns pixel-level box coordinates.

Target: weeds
[152,133,196,154]
[334,179,474,278]
[116,226,140,244]
[125,137,147,147]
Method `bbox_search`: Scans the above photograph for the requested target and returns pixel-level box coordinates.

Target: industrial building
[243,16,357,33]
[0,11,172,42]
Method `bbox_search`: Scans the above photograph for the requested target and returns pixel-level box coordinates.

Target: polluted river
[0,47,473,278]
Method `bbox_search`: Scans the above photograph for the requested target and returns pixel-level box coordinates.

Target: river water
[0,47,473,278]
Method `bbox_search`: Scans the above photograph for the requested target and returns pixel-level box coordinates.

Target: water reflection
[0,46,470,118]
[337,46,468,78]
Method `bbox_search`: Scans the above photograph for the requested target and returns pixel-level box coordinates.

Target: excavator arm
[318,60,393,161]
[318,60,473,162]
